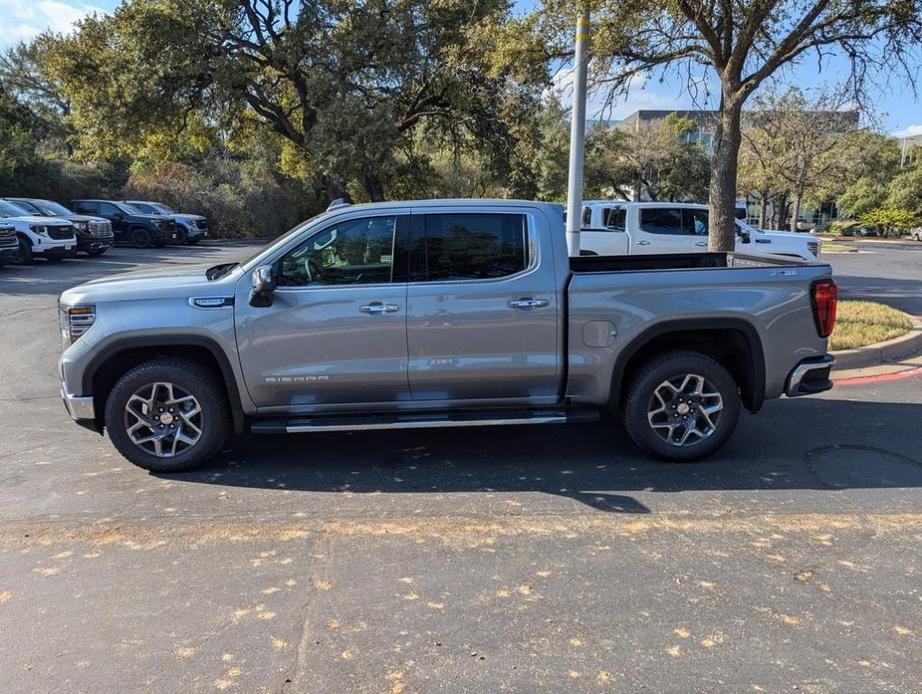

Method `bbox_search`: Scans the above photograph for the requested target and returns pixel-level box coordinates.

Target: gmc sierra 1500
[59,199,836,472]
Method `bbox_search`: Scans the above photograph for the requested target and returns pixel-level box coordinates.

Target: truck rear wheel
[104,358,231,472]
[622,350,740,461]
[130,227,152,248]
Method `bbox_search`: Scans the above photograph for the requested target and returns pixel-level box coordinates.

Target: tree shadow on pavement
[157,396,922,514]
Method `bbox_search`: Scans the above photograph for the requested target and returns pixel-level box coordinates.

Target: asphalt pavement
[1,243,921,693]
[826,239,922,316]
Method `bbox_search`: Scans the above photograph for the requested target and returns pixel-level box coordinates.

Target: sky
[1,0,919,138]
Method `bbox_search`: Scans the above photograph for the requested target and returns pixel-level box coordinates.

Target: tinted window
[131,202,157,214]
[415,213,527,282]
[640,208,684,235]
[683,209,709,236]
[7,200,41,214]
[604,208,626,231]
[277,216,397,287]
[581,207,592,227]
[99,203,121,215]
[73,201,99,214]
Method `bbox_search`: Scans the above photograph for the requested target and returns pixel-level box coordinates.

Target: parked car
[70,199,177,248]
[125,200,209,245]
[910,227,922,242]
[0,222,18,265]
[5,198,114,257]
[0,199,76,263]
[579,201,821,260]
[59,199,837,472]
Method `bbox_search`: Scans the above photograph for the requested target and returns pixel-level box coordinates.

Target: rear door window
[604,208,626,231]
[413,213,528,282]
[639,208,684,235]
[683,209,709,237]
[73,201,99,214]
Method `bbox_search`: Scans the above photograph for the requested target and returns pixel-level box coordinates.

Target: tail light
[811,279,837,338]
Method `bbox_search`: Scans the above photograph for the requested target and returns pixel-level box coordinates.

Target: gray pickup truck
[59,199,837,472]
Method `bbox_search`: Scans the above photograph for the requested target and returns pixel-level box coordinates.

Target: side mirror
[249,265,277,307]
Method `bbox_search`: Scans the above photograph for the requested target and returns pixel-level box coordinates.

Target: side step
[250,408,599,434]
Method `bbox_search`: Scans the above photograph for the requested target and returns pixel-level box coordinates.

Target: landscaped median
[831,301,922,370]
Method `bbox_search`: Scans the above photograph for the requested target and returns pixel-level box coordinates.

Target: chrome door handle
[693,241,707,247]
[510,297,550,310]
[360,303,399,315]
[636,240,651,246]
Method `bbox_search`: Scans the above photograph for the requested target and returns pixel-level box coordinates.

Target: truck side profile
[59,199,837,472]
[579,201,821,261]
[70,199,177,248]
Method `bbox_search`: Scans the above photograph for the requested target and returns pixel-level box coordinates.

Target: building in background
[900,133,921,168]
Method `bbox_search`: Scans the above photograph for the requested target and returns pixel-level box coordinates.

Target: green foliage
[859,206,922,236]
[838,177,889,219]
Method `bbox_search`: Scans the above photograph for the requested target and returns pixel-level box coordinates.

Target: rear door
[682,208,711,251]
[405,208,560,403]
[632,207,694,254]
[235,212,411,410]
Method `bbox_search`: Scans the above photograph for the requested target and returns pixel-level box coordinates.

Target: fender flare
[82,335,246,433]
[609,317,766,413]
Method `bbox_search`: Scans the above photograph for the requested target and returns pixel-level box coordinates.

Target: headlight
[30,225,48,234]
[60,305,96,346]
[75,222,89,231]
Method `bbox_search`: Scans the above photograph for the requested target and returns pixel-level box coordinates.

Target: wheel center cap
[159,412,174,425]
[677,403,690,415]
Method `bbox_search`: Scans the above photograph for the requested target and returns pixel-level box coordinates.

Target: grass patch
[830,300,914,351]
[820,242,857,253]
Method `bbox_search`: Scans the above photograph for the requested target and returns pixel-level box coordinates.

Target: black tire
[174,228,188,245]
[104,358,231,472]
[130,227,152,248]
[622,350,741,461]
[12,236,32,265]
[87,249,107,257]
[186,236,200,245]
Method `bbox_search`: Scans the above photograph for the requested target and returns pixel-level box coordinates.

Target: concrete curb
[831,316,922,370]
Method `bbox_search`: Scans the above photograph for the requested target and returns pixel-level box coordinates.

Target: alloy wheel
[647,373,724,447]
[124,381,203,457]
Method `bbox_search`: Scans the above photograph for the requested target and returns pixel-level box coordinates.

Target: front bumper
[77,235,114,252]
[785,355,835,397]
[61,388,101,433]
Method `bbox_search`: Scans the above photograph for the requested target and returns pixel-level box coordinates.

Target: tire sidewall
[105,361,229,472]
[624,352,741,461]
[131,227,152,248]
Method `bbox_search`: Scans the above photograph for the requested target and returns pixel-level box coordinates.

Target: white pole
[565,8,590,257]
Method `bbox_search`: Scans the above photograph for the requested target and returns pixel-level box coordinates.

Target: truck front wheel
[622,350,741,461]
[104,359,231,472]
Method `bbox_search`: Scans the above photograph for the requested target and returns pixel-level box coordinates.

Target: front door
[405,210,560,403]
[235,213,410,410]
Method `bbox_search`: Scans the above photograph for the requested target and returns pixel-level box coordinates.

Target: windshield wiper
[206,262,239,280]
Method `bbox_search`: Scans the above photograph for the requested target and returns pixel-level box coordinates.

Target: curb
[831,316,922,370]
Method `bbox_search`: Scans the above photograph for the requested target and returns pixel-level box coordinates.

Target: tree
[837,177,888,219]
[739,87,858,231]
[534,0,922,250]
[584,114,710,201]
[44,0,531,203]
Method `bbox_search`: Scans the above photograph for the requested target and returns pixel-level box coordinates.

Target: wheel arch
[608,318,766,414]
[83,336,246,434]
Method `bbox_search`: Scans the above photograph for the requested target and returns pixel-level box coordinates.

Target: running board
[250,408,599,434]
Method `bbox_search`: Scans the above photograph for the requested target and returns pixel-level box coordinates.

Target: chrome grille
[0,225,15,247]
[89,220,113,238]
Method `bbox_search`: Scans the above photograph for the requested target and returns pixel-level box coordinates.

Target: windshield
[118,202,144,215]
[239,211,329,271]
[152,203,176,214]
[0,200,31,218]
[33,200,73,216]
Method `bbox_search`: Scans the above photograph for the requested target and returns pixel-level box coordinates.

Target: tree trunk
[708,98,744,251]
[364,173,386,202]
[758,193,768,230]
[790,165,807,232]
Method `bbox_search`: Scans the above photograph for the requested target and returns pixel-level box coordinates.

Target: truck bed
[570,252,804,274]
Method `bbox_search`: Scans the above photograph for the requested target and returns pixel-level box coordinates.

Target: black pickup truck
[70,199,177,248]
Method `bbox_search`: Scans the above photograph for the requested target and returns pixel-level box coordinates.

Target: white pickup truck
[578,201,820,260]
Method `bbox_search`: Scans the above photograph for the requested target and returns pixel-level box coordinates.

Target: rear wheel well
[611,327,764,414]
[89,345,244,433]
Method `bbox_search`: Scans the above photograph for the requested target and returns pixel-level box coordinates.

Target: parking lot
[1,241,921,692]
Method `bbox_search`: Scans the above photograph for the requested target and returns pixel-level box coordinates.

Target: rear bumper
[785,355,835,397]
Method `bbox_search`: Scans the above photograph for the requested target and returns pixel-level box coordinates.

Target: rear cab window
[410,213,528,282]
[639,208,684,235]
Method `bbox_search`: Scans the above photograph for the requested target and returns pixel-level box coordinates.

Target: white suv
[578,201,820,261]
[0,199,77,263]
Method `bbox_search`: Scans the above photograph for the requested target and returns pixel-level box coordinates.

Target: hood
[4,214,73,226]
[170,213,206,223]
[60,263,240,305]
[58,213,109,224]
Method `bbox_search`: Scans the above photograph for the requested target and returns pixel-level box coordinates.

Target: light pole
[565,7,590,257]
